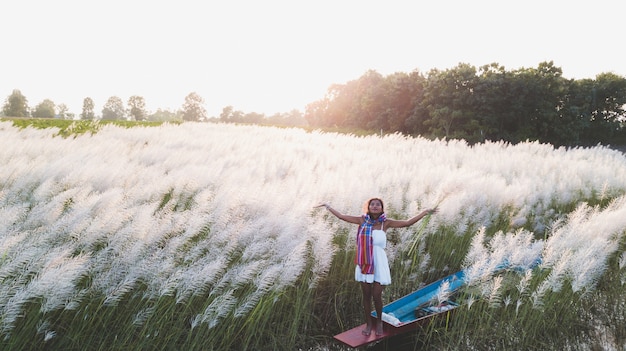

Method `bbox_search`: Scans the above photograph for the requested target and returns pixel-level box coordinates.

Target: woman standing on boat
[317,198,437,336]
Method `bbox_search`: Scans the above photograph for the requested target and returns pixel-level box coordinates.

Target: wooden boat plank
[333,309,457,348]
[333,319,412,348]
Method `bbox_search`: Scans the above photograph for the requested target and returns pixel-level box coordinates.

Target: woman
[317,198,437,336]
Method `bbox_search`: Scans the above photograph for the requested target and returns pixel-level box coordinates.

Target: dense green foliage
[304,61,626,146]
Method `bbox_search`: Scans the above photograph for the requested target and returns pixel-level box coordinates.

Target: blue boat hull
[374,270,465,326]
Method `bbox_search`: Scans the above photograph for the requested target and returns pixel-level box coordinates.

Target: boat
[333,271,466,348]
[334,255,543,348]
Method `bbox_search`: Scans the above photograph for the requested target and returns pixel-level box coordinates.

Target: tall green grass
[0,238,321,350]
[1,193,624,351]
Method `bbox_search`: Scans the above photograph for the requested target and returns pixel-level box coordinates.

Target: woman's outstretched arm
[315,203,362,225]
[385,208,438,228]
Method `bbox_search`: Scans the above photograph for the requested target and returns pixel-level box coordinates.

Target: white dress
[354,228,392,285]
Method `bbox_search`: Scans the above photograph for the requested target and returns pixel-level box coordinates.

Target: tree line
[4,61,626,146]
[1,89,309,127]
[304,61,626,146]
[1,90,308,127]
[1,91,213,122]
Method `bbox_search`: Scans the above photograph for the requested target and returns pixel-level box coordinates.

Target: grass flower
[489,276,504,308]
[436,280,451,305]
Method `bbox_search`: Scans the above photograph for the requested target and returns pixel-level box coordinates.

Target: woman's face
[368,199,383,215]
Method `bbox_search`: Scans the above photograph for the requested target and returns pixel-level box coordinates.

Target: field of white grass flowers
[0,120,625,350]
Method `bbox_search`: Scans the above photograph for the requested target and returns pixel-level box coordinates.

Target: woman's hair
[364,198,384,215]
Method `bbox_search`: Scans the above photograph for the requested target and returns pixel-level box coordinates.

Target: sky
[2,0,625,118]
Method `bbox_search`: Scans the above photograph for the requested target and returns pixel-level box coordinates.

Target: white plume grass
[0,121,625,342]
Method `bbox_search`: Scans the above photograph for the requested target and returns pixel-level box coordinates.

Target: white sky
[2,0,624,117]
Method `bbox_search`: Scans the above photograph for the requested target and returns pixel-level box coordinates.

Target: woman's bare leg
[360,282,373,335]
[372,282,384,335]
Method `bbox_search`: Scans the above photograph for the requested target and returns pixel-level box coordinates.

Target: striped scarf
[355,213,386,274]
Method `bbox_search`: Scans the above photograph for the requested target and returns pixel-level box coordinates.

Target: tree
[304,95,332,127]
[181,92,207,121]
[219,105,234,122]
[304,70,386,129]
[148,108,182,122]
[376,71,425,134]
[524,61,567,144]
[267,109,307,127]
[472,63,510,142]
[102,96,125,120]
[32,99,56,118]
[81,97,95,120]
[242,112,264,124]
[2,89,29,117]
[349,70,386,128]
[592,73,626,121]
[128,95,147,121]
[57,103,71,119]
[421,63,478,140]
[219,106,259,124]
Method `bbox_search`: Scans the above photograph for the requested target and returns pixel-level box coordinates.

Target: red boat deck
[333,318,417,348]
[333,307,457,348]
